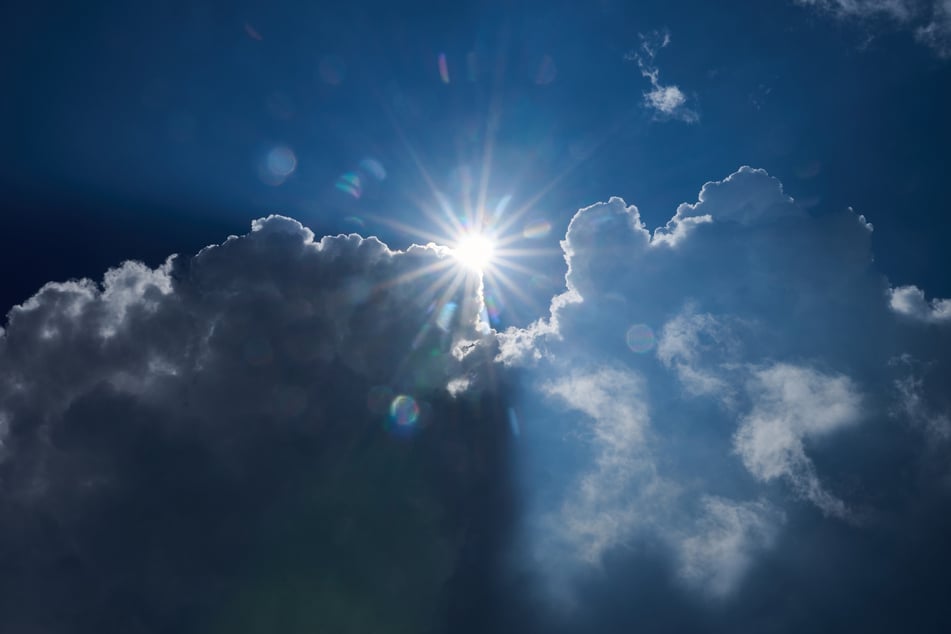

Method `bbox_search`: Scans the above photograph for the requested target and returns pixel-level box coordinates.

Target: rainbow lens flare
[389,395,420,427]
[625,324,656,353]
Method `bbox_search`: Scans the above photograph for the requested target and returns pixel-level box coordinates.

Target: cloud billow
[2,170,951,632]
[0,215,515,633]
[498,166,951,630]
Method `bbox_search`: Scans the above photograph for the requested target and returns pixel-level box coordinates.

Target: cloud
[890,354,951,441]
[916,0,951,56]
[734,363,862,519]
[645,85,689,116]
[796,0,916,20]
[795,0,951,57]
[889,284,951,322]
[0,215,511,632]
[4,171,951,632]
[535,367,663,567]
[498,164,951,614]
[655,310,737,401]
[625,30,698,122]
[675,496,783,598]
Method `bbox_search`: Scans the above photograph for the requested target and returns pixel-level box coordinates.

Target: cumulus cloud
[625,30,698,122]
[5,169,951,632]
[498,164,951,612]
[0,215,510,632]
[889,284,951,322]
[795,0,951,57]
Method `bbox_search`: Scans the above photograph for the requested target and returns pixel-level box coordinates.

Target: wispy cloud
[734,363,863,521]
[676,496,783,598]
[796,0,915,20]
[625,30,698,123]
[796,0,951,57]
[538,367,661,565]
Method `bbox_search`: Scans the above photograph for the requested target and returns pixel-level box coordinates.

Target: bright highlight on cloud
[889,284,951,322]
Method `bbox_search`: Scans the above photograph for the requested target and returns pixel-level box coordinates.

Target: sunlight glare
[454,233,496,272]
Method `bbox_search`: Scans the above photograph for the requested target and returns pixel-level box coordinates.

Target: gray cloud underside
[0,216,503,632]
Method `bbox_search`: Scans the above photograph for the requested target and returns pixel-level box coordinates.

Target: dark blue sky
[3,0,950,323]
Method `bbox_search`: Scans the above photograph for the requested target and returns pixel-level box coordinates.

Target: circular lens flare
[454,233,495,272]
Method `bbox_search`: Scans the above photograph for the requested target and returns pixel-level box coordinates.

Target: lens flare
[335,172,362,198]
[535,54,557,85]
[389,395,420,426]
[259,145,297,186]
[438,52,450,84]
[522,219,552,239]
[626,323,656,353]
[359,158,387,181]
[435,301,457,332]
[484,292,503,325]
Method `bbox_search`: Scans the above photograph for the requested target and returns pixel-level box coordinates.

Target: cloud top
[498,164,951,611]
[0,215,504,632]
[3,172,951,632]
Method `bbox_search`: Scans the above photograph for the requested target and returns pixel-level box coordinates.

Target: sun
[454,233,496,272]
[364,185,560,328]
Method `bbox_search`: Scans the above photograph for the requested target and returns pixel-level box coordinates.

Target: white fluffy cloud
[889,284,951,322]
[498,164,951,601]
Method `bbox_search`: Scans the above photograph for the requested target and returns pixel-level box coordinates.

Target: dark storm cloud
[496,166,951,631]
[0,216,514,633]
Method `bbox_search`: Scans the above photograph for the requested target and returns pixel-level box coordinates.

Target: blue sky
[2,1,951,632]
[4,0,950,315]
